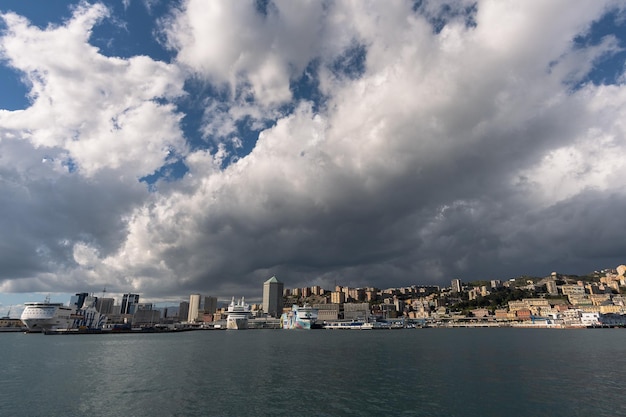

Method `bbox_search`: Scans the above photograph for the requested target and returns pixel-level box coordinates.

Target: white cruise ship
[20,295,108,333]
[20,297,75,332]
[226,297,251,330]
[281,304,319,329]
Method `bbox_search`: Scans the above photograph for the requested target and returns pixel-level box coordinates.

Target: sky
[1,0,626,315]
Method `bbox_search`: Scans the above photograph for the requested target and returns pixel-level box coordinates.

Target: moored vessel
[20,296,75,332]
[281,304,319,329]
[20,294,107,333]
[226,297,251,330]
[323,320,373,330]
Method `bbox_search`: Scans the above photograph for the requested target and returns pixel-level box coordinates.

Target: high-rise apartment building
[121,293,140,314]
[203,296,217,314]
[188,294,200,322]
[179,301,189,322]
[330,291,345,304]
[263,276,284,317]
[451,279,462,293]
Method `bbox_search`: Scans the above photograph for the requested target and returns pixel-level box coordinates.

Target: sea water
[1,328,625,417]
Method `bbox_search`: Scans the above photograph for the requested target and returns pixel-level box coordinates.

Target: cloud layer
[1,0,625,302]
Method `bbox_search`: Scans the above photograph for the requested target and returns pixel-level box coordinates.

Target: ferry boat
[323,320,374,330]
[20,295,107,333]
[21,297,75,332]
[226,297,251,330]
[281,304,319,329]
[322,318,398,330]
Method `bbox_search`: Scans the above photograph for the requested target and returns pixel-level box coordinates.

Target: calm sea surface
[1,328,625,417]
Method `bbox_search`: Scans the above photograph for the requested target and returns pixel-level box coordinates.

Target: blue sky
[1,1,626,316]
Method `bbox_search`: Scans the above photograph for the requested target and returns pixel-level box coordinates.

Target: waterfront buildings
[134,304,160,326]
[263,276,284,317]
[32,265,626,329]
[315,304,340,321]
[343,303,370,321]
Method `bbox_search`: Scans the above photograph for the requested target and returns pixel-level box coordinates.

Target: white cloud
[162,0,327,106]
[72,242,100,267]
[0,4,187,178]
[0,3,184,295]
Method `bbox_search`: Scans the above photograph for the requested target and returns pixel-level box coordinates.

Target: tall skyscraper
[203,296,217,314]
[263,276,284,317]
[451,279,462,293]
[121,293,140,314]
[188,294,200,322]
[179,301,189,322]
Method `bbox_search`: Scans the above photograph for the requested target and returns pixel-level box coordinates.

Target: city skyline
[7,266,626,330]
[1,2,626,306]
[4,262,625,319]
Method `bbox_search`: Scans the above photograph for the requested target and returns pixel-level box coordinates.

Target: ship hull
[282,317,313,330]
[21,304,75,332]
[226,316,249,330]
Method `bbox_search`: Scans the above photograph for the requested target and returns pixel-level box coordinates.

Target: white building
[188,294,200,322]
[580,312,600,327]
